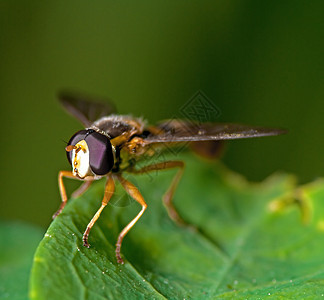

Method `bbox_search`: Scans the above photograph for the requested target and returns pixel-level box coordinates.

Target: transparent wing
[58,91,116,127]
[143,120,287,144]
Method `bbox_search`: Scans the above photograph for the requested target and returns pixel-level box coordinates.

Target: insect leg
[53,170,79,219]
[115,174,147,264]
[83,175,115,248]
[131,161,185,225]
[71,180,93,199]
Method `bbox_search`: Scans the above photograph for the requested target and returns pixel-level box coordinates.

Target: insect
[53,91,286,264]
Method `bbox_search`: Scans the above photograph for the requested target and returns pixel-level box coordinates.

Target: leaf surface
[29,155,324,299]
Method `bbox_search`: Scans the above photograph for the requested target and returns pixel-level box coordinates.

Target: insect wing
[58,91,116,127]
[143,120,286,144]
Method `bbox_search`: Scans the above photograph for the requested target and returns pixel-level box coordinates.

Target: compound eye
[85,131,114,175]
[66,130,87,164]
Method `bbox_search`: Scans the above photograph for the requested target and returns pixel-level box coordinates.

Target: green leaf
[29,155,324,299]
[0,221,43,300]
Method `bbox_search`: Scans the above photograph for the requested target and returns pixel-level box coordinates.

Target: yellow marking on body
[72,140,91,178]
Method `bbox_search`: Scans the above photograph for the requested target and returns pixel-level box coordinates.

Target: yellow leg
[131,161,185,225]
[115,174,147,264]
[53,170,79,219]
[83,175,115,248]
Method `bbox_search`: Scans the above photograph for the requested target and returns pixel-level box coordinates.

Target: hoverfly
[53,91,286,264]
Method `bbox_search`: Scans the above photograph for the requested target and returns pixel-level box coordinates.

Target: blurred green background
[1,1,323,227]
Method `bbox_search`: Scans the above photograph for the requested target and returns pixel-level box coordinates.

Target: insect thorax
[90,115,146,139]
